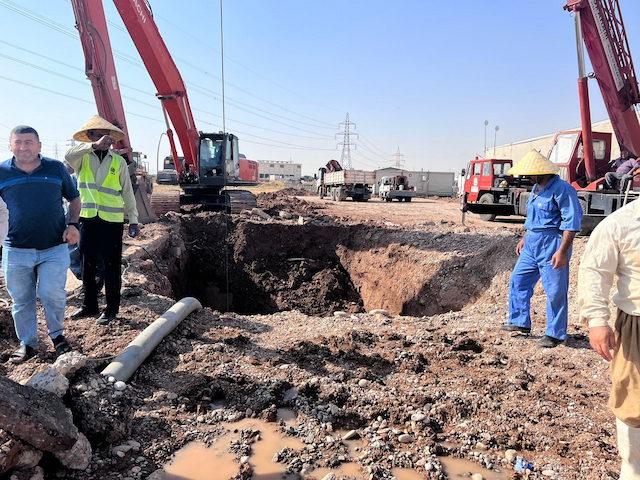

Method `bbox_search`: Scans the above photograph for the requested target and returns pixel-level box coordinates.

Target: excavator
[462,0,640,233]
[70,0,258,217]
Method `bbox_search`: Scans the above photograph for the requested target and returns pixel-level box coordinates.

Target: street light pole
[493,125,500,157]
[484,120,489,156]
[156,132,167,175]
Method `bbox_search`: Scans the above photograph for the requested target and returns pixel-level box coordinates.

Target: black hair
[10,125,39,141]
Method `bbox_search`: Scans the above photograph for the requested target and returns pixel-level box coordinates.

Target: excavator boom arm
[111,0,201,176]
[565,0,640,155]
[71,0,133,162]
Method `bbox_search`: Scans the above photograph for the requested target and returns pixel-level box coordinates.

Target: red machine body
[71,0,257,211]
[462,0,640,230]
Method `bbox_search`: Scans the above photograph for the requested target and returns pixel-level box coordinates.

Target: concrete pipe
[101,297,203,382]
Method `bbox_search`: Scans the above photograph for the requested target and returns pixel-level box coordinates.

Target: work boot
[97,312,116,325]
[499,324,531,334]
[537,335,564,348]
[70,307,99,319]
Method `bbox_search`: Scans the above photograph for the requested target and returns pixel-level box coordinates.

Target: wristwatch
[67,222,80,228]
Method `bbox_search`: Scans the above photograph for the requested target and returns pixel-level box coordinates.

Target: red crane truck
[70,0,258,214]
[462,0,640,233]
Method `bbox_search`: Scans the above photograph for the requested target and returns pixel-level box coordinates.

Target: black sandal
[9,345,36,364]
[52,335,72,356]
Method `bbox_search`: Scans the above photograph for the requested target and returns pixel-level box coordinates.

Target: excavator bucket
[128,164,158,224]
[134,187,158,224]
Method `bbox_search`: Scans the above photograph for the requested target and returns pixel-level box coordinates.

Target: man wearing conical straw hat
[64,115,138,326]
[500,149,582,348]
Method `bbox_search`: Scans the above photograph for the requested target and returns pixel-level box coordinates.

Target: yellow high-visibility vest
[78,153,125,223]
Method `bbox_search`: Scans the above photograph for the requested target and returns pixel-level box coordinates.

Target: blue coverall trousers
[508,229,571,340]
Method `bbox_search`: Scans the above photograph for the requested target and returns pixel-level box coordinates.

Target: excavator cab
[196,133,240,186]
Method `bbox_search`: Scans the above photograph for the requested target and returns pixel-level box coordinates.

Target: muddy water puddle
[439,455,507,480]
[164,411,506,480]
[164,409,301,480]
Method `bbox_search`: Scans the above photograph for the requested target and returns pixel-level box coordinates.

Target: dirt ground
[0,190,621,480]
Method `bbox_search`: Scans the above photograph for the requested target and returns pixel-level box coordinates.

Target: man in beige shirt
[579,199,640,479]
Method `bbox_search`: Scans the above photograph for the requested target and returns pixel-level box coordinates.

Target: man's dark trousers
[80,217,123,316]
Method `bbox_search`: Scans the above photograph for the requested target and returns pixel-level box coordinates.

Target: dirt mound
[0,196,620,480]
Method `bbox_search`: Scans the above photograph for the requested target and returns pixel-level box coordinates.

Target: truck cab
[463,157,513,203]
[548,130,613,190]
[379,175,415,202]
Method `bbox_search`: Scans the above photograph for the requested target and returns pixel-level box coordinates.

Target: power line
[1,2,337,134]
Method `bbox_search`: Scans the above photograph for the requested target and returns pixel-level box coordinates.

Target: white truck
[379,175,417,202]
[316,160,375,202]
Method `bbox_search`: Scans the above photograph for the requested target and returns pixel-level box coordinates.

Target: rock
[146,469,164,480]
[127,440,141,450]
[279,211,293,219]
[112,444,133,455]
[114,381,127,391]
[398,434,413,443]
[0,376,78,454]
[471,474,484,480]
[52,352,87,377]
[54,433,91,470]
[321,474,336,480]
[542,470,555,476]
[26,369,69,397]
[297,216,305,225]
[368,309,389,316]
[251,208,271,220]
[343,430,359,440]
[505,449,517,463]
[358,379,371,388]
[333,311,350,318]
[410,413,427,422]
[27,466,44,480]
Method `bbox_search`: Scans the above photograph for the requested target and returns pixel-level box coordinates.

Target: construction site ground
[0,189,620,480]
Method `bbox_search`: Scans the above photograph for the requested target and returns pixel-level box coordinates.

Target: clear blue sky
[1,0,640,176]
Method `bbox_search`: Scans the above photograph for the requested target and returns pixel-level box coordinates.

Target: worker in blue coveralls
[500,149,583,348]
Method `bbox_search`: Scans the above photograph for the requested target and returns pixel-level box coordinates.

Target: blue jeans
[2,243,69,347]
[508,230,571,340]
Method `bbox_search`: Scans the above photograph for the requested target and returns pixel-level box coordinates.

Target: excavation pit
[155,210,518,317]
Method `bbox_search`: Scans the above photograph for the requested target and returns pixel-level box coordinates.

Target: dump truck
[379,175,417,202]
[316,160,374,202]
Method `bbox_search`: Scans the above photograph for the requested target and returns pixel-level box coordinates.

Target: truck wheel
[318,188,324,199]
[405,197,412,202]
[336,187,344,201]
[385,196,392,202]
[479,193,496,222]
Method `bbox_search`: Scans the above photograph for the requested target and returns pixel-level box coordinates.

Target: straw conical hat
[508,149,559,176]
[73,115,125,143]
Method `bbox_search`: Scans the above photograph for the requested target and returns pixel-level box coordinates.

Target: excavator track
[150,190,181,217]
[224,189,258,213]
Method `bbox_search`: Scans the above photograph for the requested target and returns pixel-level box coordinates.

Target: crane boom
[565,0,640,156]
[71,0,133,162]
[71,0,258,212]
[111,0,199,179]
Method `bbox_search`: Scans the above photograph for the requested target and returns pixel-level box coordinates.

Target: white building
[374,167,455,197]
[257,160,302,182]
[487,118,622,162]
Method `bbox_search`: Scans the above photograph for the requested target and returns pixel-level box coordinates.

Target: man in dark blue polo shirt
[1,126,81,363]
